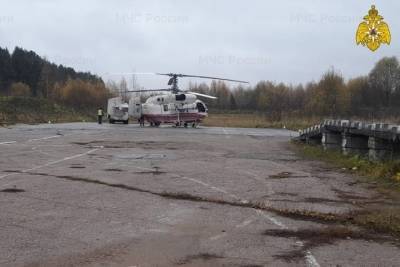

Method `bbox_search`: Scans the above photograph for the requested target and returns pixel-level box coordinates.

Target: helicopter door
[129,98,142,118]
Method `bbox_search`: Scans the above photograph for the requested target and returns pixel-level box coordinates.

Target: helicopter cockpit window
[157,98,160,102]
[197,102,206,112]
[163,104,168,112]
[175,94,186,101]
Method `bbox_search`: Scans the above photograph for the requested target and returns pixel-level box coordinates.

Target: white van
[107,97,129,124]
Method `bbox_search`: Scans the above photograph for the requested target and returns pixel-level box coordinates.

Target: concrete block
[342,133,369,149]
[341,120,350,127]
[367,124,375,130]
[382,123,390,131]
[368,137,392,150]
[350,121,360,128]
[322,132,342,147]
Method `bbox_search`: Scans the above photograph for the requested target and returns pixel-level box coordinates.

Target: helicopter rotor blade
[180,74,249,84]
[156,73,248,84]
[187,92,218,99]
[125,89,172,93]
[104,72,156,76]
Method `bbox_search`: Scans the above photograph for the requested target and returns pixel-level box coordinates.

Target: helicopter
[126,73,248,128]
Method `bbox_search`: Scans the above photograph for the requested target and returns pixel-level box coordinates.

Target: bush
[9,82,31,97]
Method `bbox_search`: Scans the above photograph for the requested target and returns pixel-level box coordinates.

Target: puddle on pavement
[175,253,223,265]
[268,172,308,179]
[70,165,86,169]
[114,153,167,160]
[134,170,166,175]
[1,188,25,193]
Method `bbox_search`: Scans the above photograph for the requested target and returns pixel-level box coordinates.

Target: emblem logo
[356,5,391,51]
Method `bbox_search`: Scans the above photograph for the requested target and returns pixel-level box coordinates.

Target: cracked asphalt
[0,123,399,267]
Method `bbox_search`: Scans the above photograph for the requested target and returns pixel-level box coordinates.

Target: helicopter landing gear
[192,122,197,128]
[184,122,188,128]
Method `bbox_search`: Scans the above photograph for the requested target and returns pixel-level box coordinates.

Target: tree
[229,93,237,109]
[0,47,14,94]
[347,77,368,116]
[9,82,31,97]
[368,57,400,107]
[317,68,345,117]
[119,77,128,102]
[11,47,43,97]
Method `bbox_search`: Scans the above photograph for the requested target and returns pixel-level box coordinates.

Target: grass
[203,113,319,130]
[264,226,386,262]
[292,141,400,238]
[292,142,400,191]
[0,96,94,125]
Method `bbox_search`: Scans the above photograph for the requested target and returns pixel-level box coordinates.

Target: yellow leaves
[355,5,391,52]
[394,173,400,182]
[60,79,109,109]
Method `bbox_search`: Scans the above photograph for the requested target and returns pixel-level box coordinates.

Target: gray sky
[0,0,398,89]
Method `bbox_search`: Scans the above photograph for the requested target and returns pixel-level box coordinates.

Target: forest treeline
[0,46,111,110]
[1,45,400,122]
[190,57,400,121]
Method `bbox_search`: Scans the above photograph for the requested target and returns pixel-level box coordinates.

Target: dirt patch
[70,165,86,169]
[134,171,166,175]
[264,226,383,262]
[332,188,370,201]
[268,172,308,179]
[21,171,400,238]
[175,253,223,265]
[274,192,299,197]
[303,197,354,205]
[1,188,25,193]
[134,167,165,176]
[72,140,190,150]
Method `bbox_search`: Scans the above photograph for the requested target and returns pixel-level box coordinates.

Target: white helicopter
[127,73,248,127]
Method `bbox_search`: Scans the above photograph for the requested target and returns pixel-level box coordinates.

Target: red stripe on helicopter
[144,113,206,123]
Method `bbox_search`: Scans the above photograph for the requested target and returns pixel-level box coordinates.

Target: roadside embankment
[0,97,94,125]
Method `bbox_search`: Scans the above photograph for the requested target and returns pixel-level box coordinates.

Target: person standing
[140,115,145,127]
[97,108,104,124]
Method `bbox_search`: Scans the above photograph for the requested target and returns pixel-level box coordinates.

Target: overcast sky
[0,0,398,89]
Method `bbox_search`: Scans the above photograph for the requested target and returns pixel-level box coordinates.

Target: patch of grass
[292,141,400,237]
[176,253,223,265]
[292,142,400,191]
[0,96,94,125]
[354,208,400,236]
[203,113,319,130]
[264,226,383,262]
